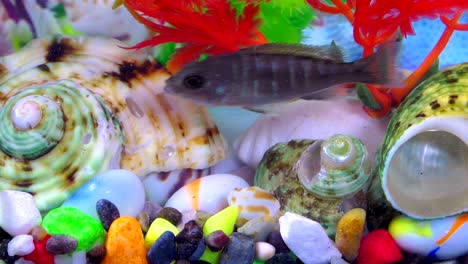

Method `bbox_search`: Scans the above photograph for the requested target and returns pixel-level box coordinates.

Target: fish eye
[183,75,205,89]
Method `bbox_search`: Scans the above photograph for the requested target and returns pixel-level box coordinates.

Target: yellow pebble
[102,216,148,264]
[145,217,180,248]
[335,208,366,262]
[200,206,239,263]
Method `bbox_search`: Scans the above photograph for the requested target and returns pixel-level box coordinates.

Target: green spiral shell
[0,80,123,211]
[368,63,468,228]
[255,135,370,236]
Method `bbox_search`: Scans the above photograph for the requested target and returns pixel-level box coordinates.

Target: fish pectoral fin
[301,84,358,101]
[239,43,347,62]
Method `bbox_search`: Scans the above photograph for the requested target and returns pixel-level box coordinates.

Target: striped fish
[164,42,402,106]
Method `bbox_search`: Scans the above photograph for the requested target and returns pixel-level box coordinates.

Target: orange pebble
[335,208,366,261]
[102,216,148,264]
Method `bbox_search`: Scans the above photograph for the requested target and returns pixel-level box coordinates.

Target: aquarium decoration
[0,0,467,263]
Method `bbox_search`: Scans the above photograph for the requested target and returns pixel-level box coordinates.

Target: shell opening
[387,130,468,218]
[296,135,370,199]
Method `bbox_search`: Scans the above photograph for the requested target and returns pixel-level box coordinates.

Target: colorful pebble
[335,208,366,261]
[23,234,54,264]
[165,174,249,214]
[54,250,86,264]
[30,226,47,242]
[357,229,403,264]
[45,235,78,255]
[389,213,468,260]
[255,242,276,262]
[228,186,280,226]
[0,191,41,236]
[145,218,180,249]
[138,212,151,233]
[62,170,145,220]
[175,220,203,260]
[7,235,34,256]
[41,207,105,252]
[147,231,176,264]
[219,232,255,264]
[96,199,120,231]
[279,212,342,264]
[102,216,148,264]
[205,230,229,252]
[200,206,239,263]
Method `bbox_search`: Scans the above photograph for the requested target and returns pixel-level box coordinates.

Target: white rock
[165,174,249,214]
[54,250,86,264]
[255,242,276,261]
[14,258,35,264]
[7,235,34,256]
[279,212,341,264]
[330,256,349,264]
[0,190,42,236]
[235,100,390,169]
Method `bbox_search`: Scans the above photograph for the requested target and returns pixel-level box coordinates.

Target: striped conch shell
[0,35,226,211]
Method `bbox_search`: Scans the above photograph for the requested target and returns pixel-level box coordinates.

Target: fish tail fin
[355,42,405,88]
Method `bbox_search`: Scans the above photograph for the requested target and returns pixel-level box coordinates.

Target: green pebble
[254,260,265,264]
[200,206,239,263]
[42,206,105,252]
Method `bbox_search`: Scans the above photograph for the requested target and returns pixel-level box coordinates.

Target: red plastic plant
[119,0,268,73]
[307,0,468,117]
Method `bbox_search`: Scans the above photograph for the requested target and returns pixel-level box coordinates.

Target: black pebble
[158,207,182,226]
[219,232,255,264]
[147,231,176,264]
[267,230,289,254]
[176,220,203,259]
[96,199,120,231]
[87,245,107,264]
[265,253,296,264]
[46,234,78,255]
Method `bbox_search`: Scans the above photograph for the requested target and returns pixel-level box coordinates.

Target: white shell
[164,174,249,214]
[0,36,227,177]
[235,100,390,169]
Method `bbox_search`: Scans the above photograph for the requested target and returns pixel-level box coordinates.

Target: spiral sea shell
[0,35,226,211]
[255,134,370,235]
[368,63,468,228]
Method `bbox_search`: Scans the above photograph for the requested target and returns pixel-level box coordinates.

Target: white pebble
[0,191,42,236]
[55,250,86,264]
[165,174,249,214]
[8,235,34,256]
[280,212,341,264]
[14,258,35,264]
[255,241,276,261]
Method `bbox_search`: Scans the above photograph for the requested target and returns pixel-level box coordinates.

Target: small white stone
[330,256,349,264]
[255,241,276,261]
[7,235,34,256]
[54,250,86,264]
[0,190,42,236]
[279,212,341,264]
[14,258,35,264]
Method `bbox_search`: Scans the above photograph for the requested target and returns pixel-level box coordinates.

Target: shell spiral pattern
[0,35,226,211]
[0,80,123,210]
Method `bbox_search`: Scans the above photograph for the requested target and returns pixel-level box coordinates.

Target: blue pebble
[147,231,176,264]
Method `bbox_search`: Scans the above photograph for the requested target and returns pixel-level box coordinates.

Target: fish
[163,42,403,106]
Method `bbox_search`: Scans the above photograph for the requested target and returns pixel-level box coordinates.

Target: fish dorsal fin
[239,42,346,62]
